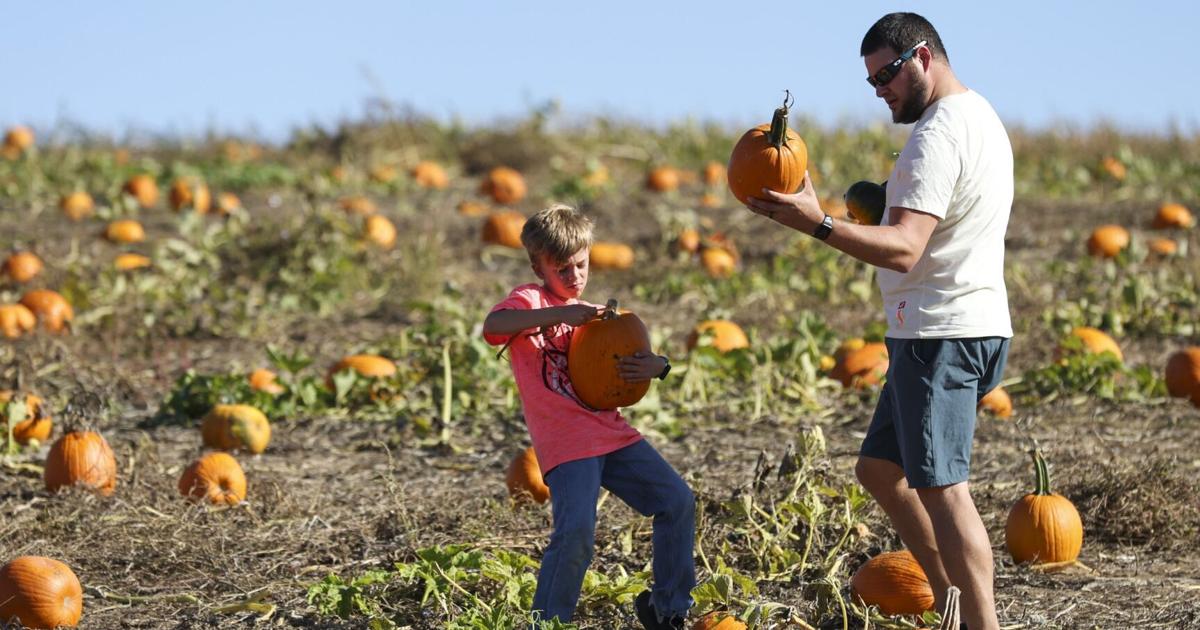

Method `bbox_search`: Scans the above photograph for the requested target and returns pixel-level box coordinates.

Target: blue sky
[2,2,1195,142]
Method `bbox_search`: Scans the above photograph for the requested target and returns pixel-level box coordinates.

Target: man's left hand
[745,171,824,233]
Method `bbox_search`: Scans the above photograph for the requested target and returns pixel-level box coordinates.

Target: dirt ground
[2,190,1199,629]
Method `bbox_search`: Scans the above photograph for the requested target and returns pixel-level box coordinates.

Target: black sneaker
[634,590,684,630]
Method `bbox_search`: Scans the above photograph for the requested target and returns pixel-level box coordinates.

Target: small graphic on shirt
[896,300,907,327]
[538,324,595,410]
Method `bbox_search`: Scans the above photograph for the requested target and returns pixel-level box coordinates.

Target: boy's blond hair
[520,204,594,264]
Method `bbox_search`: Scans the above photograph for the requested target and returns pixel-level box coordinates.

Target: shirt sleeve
[482,286,539,346]
[888,126,959,220]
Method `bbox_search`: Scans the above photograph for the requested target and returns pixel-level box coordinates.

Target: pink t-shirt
[484,283,643,474]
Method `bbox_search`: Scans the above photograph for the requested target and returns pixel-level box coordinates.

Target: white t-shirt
[877,89,1013,339]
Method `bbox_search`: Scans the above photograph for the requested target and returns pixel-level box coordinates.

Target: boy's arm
[483,304,600,337]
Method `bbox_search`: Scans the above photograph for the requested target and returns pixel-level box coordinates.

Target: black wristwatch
[657,355,672,380]
[813,213,834,240]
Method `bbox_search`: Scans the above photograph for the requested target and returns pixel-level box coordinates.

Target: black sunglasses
[866,40,927,88]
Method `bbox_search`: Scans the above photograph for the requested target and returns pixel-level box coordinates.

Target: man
[745,12,1012,630]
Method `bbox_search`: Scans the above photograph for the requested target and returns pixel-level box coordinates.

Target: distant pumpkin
[248,368,285,395]
[700,247,736,278]
[114,253,152,271]
[506,446,550,505]
[364,215,397,249]
[1151,202,1194,229]
[646,166,680,192]
[0,303,36,339]
[411,161,450,189]
[481,211,526,249]
[1059,326,1123,363]
[214,192,241,215]
[123,174,159,208]
[19,289,73,333]
[978,386,1013,418]
[480,167,527,204]
[0,391,53,444]
[169,177,212,213]
[589,242,635,270]
[457,200,489,217]
[686,320,749,353]
[1086,224,1129,258]
[105,219,146,244]
[369,164,398,184]
[3,251,44,283]
[2,125,35,152]
[338,195,377,215]
[59,191,95,221]
[179,451,248,506]
[830,342,889,388]
[1165,347,1200,407]
[201,404,271,454]
[702,161,727,186]
[44,430,118,496]
[677,228,701,254]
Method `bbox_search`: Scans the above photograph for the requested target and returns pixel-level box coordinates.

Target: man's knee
[855,455,905,496]
[914,481,973,515]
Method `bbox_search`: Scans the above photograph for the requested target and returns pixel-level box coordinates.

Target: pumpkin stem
[1030,448,1053,496]
[602,298,619,320]
[768,90,793,151]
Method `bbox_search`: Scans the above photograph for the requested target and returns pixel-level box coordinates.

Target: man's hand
[617,351,666,383]
[557,304,601,326]
[745,172,824,233]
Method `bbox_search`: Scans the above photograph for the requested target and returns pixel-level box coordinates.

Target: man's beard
[893,71,931,124]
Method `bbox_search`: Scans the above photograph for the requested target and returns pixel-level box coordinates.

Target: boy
[482,204,695,629]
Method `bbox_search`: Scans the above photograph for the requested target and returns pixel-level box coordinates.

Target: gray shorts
[859,336,1010,488]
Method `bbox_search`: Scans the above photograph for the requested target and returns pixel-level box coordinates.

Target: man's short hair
[521,204,594,265]
[861,12,949,64]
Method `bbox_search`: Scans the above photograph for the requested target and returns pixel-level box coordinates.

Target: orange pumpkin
[700,192,722,208]
[214,192,241,215]
[830,342,889,388]
[369,164,398,184]
[248,368,285,395]
[646,166,680,192]
[179,451,248,506]
[0,303,36,338]
[1151,202,1194,229]
[977,386,1013,418]
[44,430,118,496]
[1006,449,1083,564]
[19,290,73,333]
[1059,326,1122,363]
[3,252,43,283]
[364,215,397,249]
[506,446,550,504]
[0,391,53,444]
[849,549,935,616]
[114,253,152,271]
[105,219,146,244]
[1100,156,1126,181]
[168,177,212,213]
[0,555,83,629]
[123,174,159,208]
[567,301,652,410]
[338,195,377,215]
[677,228,701,254]
[686,320,749,353]
[480,167,527,204]
[692,611,747,630]
[589,242,635,270]
[59,191,95,221]
[700,247,736,278]
[326,354,397,388]
[1086,224,1129,258]
[200,404,271,454]
[457,200,489,217]
[1147,237,1178,256]
[845,180,887,225]
[702,161,727,186]
[481,211,526,249]
[3,125,35,152]
[727,94,808,206]
[1165,347,1200,407]
[411,160,449,189]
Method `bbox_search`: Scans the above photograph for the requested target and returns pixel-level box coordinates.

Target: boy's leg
[532,456,604,623]
[601,439,695,621]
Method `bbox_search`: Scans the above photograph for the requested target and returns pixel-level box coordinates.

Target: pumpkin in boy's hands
[568,300,652,410]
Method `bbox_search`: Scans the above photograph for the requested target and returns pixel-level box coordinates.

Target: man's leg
[916,482,998,630]
[855,455,952,607]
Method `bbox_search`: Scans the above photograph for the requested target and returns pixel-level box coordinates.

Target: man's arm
[745,173,939,272]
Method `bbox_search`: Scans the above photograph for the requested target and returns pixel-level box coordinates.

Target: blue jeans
[531,439,696,624]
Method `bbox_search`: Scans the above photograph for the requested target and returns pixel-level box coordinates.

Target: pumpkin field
[1,110,1199,629]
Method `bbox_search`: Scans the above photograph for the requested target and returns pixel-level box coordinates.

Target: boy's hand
[558,304,600,326]
[617,351,666,383]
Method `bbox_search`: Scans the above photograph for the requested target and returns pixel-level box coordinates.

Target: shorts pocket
[907,339,942,367]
